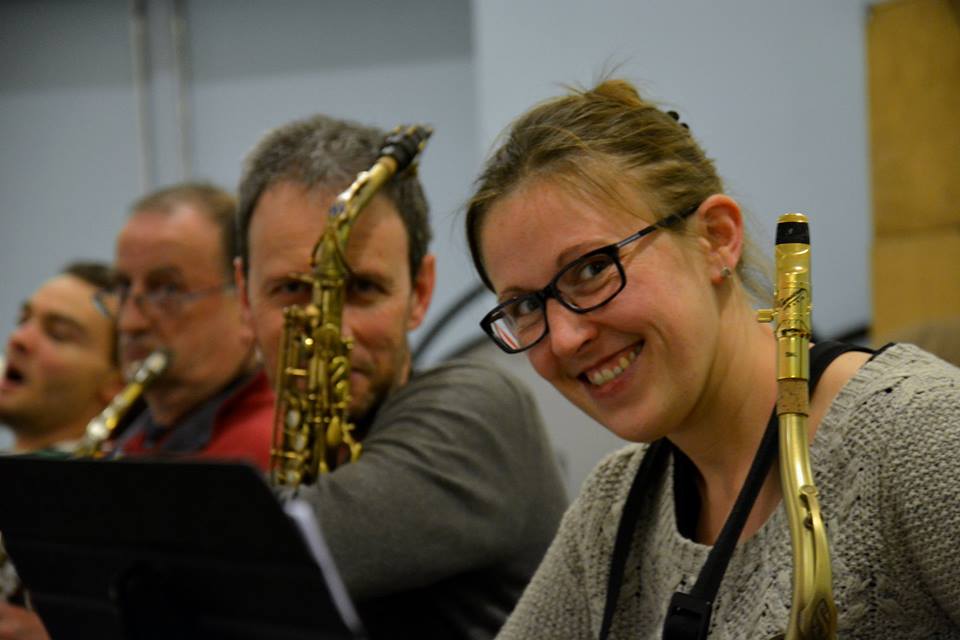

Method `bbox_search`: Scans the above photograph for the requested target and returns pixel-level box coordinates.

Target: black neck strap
[598,341,870,640]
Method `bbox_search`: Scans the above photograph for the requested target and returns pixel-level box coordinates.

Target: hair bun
[590,79,644,107]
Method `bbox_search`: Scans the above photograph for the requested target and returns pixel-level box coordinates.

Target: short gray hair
[236,114,431,279]
[130,182,238,279]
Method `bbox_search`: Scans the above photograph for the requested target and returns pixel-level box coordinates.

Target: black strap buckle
[663,591,712,640]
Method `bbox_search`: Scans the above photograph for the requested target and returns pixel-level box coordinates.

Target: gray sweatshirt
[296,358,569,639]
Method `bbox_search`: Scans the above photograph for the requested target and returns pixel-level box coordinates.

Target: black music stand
[0,457,366,640]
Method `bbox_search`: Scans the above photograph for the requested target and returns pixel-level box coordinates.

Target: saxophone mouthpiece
[775,212,809,245]
[379,125,433,173]
[125,348,172,384]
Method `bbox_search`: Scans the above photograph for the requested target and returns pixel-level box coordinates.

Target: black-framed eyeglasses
[480,204,698,354]
[93,283,234,320]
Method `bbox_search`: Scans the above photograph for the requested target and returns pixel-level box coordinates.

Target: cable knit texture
[497,344,960,639]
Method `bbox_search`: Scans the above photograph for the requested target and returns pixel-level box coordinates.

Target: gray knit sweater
[497,344,960,639]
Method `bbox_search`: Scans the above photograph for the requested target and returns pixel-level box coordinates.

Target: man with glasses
[108,183,273,470]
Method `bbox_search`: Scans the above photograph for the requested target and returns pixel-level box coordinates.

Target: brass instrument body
[271,126,432,488]
[75,348,170,458]
[758,213,837,640]
[272,271,356,486]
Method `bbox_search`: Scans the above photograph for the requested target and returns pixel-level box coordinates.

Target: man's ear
[406,253,436,331]
[696,194,744,283]
[234,256,254,327]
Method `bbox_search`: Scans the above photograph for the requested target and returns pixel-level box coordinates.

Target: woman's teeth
[587,346,640,386]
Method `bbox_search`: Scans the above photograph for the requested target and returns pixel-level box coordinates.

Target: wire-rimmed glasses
[93,283,234,320]
[480,205,698,354]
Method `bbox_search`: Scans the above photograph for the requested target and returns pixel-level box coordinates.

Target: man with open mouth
[0,261,123,639]
[0,261,122,456]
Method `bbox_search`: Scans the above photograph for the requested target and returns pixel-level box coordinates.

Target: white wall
[0,0,141,324]
[0,0,481,353]
[472,0,871,338]
[0,0,873,491]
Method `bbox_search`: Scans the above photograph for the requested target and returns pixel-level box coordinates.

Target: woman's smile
[583,341,643,387]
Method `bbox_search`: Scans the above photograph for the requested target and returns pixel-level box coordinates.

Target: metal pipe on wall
[129,0,154,193]
[171,0,193,181]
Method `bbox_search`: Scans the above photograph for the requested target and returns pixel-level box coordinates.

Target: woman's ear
[696,194,743,284]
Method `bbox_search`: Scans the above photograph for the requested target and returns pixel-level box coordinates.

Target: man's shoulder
[214,370,274,435]
[400,357,533,405]
[221,370,274,413]
[412,356,526,386]
[370,358,544,441]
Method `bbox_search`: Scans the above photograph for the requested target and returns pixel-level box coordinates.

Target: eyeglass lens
[490,252,622,351]
[110,285,182,317]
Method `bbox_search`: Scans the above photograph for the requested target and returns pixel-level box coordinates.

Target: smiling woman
[465,79,960,639]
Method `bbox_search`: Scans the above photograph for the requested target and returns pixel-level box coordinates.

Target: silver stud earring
[720,266,732,279]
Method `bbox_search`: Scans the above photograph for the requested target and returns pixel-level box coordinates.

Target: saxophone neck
[765,213,838,640]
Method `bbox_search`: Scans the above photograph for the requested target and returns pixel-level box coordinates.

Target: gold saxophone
[271,125,432,489]
[75,348,170,458]
[758,213,837,640]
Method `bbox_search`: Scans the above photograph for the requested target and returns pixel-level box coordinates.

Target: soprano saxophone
[75,348,170,458]
[758,213,837,639]
[271,125,432,489]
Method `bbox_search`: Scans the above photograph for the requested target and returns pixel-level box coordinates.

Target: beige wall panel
[869,0,960,235]
[872,230,960,337]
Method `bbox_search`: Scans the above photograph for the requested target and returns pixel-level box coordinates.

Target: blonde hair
[466,79,769,303]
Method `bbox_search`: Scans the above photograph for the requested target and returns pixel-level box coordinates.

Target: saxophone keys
[285,407,301,428]
[327,417,343,448]
[291,432,309,452]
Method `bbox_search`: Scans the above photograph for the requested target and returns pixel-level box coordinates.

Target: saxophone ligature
[271,125,432,489]
[75,348,170,458]
[757,213,837,640]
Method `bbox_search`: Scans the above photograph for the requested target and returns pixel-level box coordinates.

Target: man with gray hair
[235,115,567,638]
[108,182,273,469]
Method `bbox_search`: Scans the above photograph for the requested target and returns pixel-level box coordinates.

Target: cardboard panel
[872,230,960,338]
[869,0,960,234]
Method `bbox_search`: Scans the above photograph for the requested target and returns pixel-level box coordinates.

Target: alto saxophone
[758,213,837,639]
[75,348,170,458]
[271,125,432,489]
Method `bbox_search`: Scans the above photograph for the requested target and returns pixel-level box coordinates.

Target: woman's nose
[544,298,597,358]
